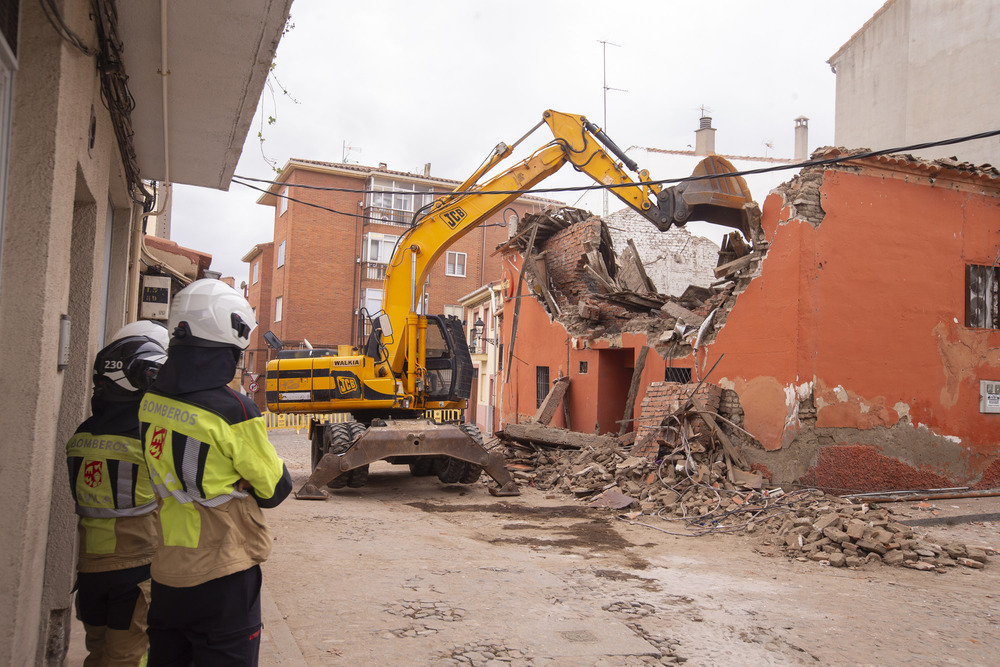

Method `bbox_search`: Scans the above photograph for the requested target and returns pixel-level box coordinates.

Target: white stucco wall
[604,208,721,296]
[831,0,1000,166]
[0,2,138,663]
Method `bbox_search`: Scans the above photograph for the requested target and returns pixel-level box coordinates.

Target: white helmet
[94,320,169,398]
[168,279,257,349]
[111,320,170,350]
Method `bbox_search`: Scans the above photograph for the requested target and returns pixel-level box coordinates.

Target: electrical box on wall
[980,380,1000,414]
[140,275,171,320]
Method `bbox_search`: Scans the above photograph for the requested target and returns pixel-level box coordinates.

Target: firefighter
[67,320,169,666]
[139,279,291,666]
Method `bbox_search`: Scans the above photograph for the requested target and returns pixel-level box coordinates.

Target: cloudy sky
[170,0,887,281]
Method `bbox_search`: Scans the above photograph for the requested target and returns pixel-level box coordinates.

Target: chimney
[695,115,716,155]
[378,162,388,171]
[423,162,431,177]
[794,116,809,161]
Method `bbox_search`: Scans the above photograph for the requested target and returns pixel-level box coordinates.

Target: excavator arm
[380,109,757,387]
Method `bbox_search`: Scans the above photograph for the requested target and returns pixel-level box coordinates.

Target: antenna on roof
[342,141,362,164]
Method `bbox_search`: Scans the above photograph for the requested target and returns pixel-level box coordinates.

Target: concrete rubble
[495,396,995,574]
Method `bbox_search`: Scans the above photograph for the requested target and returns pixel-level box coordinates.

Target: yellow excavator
[265,110,757,499]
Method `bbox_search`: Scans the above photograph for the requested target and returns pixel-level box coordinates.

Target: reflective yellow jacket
[140,382,287,588]
[66,402,157,573]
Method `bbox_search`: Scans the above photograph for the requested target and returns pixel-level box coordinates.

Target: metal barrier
[262,412,350,432]
[263,410,462,431]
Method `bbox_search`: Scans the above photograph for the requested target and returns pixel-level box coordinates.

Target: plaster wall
[604,209,720,296]
[832,0,1000,166]
[0,3,137,663]
[501,160,1000,492]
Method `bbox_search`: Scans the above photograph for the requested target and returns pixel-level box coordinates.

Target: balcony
[364,206,415,229]
[365,262,388,282]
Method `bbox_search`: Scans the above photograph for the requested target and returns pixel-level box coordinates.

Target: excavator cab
[419,315,474,405]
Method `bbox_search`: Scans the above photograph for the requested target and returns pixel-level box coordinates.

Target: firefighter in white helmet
[66,319,169,666]
[139,279,290,666]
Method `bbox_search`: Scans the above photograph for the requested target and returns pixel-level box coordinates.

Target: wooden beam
[504,422,613,450]
[533,376,570,426]
[619,346,649,435]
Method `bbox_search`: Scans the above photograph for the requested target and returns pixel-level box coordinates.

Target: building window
[535,366,550,408]
[278,187,288,216]
[252,261,259,284]
[369,178,435,214]
[446,251,466,277]
[274,296,283,322]
[579,361,588,374]
[966,264,999,329]
[665,366,693,383]
[365,232,399,264]
[277,241,286,268]
[362,288,383,315]
[443,304,463,320]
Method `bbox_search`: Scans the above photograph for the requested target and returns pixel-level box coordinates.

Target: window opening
[535,366,550,408]
[277,241,286,268]
[446,251,467,277]
[664,366,692,383]
[579,361,588,374]
[274,296,283,322]
[966,264,999,329]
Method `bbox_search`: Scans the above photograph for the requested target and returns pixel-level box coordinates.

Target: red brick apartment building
[241,159,553,408]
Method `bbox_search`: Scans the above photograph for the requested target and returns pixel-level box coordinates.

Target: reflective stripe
[181,436,201,497]
[117,462,134,509]
[76,500,157,519]
[152,482,248,508]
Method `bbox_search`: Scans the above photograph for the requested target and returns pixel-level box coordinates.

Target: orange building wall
[499,163,1000,490]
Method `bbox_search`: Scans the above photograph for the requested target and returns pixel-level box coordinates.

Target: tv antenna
[599,40,627,216]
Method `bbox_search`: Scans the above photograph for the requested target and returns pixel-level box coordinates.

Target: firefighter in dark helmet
[66,319,169,666]
[139,279,291,666]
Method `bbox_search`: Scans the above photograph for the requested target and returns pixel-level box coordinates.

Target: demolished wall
[499,149,1000,493]
[604,209,721,296]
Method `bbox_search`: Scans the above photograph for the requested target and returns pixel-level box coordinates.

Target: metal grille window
[579,361,588,374]
[664,366,693,383]
[535,366,549,408]
[966,264,1000,329]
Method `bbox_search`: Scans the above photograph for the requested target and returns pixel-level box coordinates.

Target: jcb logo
[337,376,359,394]
[442,208,467,228]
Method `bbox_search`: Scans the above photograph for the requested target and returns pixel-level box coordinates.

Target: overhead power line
[233,128,1000,207]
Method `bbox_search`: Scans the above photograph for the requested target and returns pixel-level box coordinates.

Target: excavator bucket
[655,156,760,238]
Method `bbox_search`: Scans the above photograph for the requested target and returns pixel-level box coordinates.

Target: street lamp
[473,317,497,351]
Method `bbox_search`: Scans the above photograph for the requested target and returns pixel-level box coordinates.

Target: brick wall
[632,381,723,459]
[251,163,550,362]
[541,216,604,300]
[604,209,720,296]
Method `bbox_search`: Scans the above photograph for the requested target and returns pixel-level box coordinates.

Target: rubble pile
[498,402,994,573]
[752,495,993,571]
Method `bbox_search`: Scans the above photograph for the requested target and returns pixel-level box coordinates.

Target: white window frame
[277,241,286,268]
[252,260,259,284]
[445,251,467,277]
[362,288,383,315]
[365,232,399,265]
[278,186,288,216]
[274,296,283,322]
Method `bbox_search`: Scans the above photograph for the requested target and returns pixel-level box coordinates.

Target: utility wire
[233,128,1000,205]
